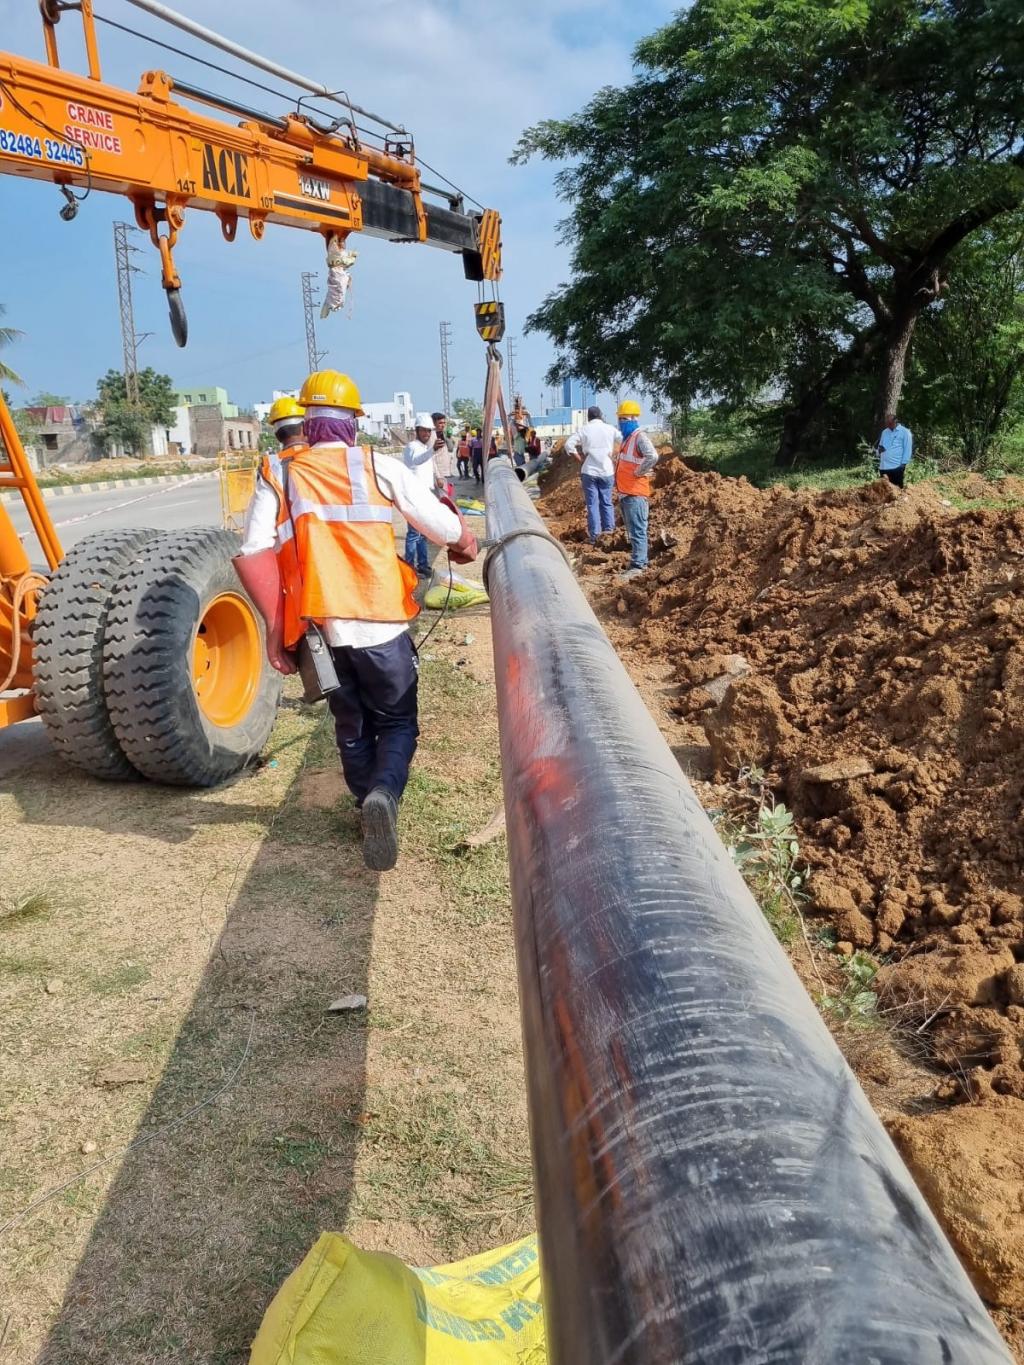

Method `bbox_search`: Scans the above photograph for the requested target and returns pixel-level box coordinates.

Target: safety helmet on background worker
[299,369,365,416]
[414,412,433,432]
[268,396,305,427]
[617,399,642,419]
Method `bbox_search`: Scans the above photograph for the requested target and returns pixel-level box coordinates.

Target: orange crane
[0,0,504,783]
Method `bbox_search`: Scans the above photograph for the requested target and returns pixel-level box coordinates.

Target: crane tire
[32,528,160,780]
[103,528,282,787]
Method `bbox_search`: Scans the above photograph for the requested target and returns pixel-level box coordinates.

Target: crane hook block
[475,301,505,344]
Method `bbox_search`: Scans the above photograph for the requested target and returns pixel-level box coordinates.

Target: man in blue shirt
[877,413,913,488]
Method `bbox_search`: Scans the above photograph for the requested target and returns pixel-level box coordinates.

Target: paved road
[5,474,223,560]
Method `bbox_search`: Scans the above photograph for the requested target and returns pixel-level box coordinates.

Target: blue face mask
[620,419,640,437]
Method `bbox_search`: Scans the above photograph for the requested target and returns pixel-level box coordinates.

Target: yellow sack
[423,568,489,611]
[250,1233,545,1365]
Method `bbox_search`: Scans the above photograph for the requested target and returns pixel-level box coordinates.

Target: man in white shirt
[431,411,456,494]
[235,371,477,871]
[402,413,438,575]
[564,405,621,544]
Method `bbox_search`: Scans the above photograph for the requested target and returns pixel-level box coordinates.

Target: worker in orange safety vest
[233,370,478,871]
[614,399,659,581]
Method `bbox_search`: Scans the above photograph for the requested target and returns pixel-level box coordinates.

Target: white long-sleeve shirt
[402,437,437,491]
[628,430,660,478]
[565,418,621,478]
[240,444,462,648]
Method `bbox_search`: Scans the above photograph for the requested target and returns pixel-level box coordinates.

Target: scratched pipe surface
[484,458,1011,1365]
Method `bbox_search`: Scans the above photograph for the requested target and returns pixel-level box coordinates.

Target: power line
[300,273,328,372]
[439,321,452,416]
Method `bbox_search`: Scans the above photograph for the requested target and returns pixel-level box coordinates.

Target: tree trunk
[774,327,882,466]
[776,389,821,467]
[874,310,919,430]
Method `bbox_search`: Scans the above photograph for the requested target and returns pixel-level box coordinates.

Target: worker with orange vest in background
[233,370,478,872]
[614,399,659,581]
[267,395,307,452]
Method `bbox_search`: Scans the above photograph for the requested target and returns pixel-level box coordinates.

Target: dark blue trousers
[327,633,419,802]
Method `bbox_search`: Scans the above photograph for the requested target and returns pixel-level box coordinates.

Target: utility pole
[439,320,452,415]
[301,272,328,372]
[113,222,144,407]
[506,335,518,408]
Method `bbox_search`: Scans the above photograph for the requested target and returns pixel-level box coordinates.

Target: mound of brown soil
[544,466,1024,1319]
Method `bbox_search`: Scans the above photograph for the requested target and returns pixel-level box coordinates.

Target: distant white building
[533,407,591,439]
[360,391,414,438]
[253,389,301,423]
[167,404,191,452]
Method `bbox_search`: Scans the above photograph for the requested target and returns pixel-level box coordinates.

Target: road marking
[46,474,211,530]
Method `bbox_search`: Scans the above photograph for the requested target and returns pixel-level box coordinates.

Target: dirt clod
[889,1102,1024,1309]
[802,756,875,784]
[876,946,1016,1013]
[704,675,796,773]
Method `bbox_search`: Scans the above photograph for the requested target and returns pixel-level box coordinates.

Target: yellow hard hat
[268,396,305,425]
[299,369,365,416]
[617,399,641,419]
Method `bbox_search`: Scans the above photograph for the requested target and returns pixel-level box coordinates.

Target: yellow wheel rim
[192,592,261,728]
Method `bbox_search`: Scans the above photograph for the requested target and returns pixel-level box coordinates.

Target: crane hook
[166,288,188,347]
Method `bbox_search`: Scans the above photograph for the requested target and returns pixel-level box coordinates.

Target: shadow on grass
[0,706,335,847]
[29,718,381,1364]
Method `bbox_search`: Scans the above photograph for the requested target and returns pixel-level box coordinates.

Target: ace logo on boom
[200,143,250,198]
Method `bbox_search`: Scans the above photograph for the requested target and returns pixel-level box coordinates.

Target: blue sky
[0,0,672,417]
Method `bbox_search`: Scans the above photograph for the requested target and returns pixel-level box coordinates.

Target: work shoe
[361,787,399,871]
[618,566,645,581]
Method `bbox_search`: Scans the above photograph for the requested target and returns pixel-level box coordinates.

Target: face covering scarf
[305,412,358,447]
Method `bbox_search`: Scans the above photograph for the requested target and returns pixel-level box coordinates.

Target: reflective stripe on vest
[615,430,651,497]
[269,443,418,645]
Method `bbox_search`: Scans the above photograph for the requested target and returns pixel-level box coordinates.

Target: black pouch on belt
[295,623,340,702]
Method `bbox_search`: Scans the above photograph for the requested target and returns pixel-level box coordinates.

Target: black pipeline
[484,457,1011,1365]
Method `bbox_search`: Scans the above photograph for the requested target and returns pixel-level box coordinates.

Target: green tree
[515,0,1024,464]
[910,224,1024,466]
[452,396,484,430]
[0,305,24,387]
[95,367,176,454]
[1,387,40,450]
[29,391,70,407]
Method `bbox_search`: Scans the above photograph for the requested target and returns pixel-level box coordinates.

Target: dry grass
[0,612,529,1362]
